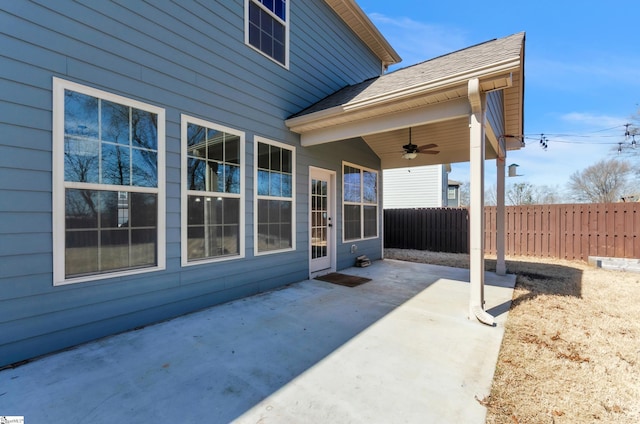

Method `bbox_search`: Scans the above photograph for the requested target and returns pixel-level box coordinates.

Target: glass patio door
[310,168,333,274]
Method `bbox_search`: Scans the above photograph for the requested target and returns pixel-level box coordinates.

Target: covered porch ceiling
[285,32,525,170]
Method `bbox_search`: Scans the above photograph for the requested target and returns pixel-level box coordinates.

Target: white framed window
[448,187,457,200]
[181,115,245,266]
[245,0,289,68]
[52,77,166,285]
[343,162,378,241]
[254,137,295,254]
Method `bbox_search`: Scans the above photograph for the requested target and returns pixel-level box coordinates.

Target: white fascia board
[299,97,470,146]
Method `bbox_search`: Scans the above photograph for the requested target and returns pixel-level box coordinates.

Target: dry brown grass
[385,249,640,423]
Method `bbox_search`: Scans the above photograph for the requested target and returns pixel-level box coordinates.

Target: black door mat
[315,272,371,287]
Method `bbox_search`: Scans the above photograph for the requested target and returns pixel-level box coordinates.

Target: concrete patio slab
[0,259,515,423]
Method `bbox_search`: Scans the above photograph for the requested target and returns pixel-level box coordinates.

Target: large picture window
[255,138,295,254]
[53,78,165,285]
[181,116,244,265]
[246,0,289,67]
[343,162,378,241]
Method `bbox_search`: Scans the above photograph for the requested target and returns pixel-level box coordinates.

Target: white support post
[468,79,494,326]
[496,157,507,275]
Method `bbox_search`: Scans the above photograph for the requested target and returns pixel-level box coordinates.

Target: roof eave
[324,0,402,67]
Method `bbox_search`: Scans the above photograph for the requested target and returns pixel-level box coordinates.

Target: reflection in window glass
[363,205,377,238]
[64,91,99,139]
[256,140,294,253]
[186,124,240,195]
[363,171,377,203]
[344,166,361,203]
[257,199,292,251]
[131,149,158,187]
[184,119,243,262]
[63,89,159,188]
[59,84,162,281]
[64,137,99,183]
[102,144,131,186]
[131,109,158,150]
[247,0,287,65]
[344,204,361,241]
[65,189,158,277]
[257,142,292,198]
[186,196,240,260]
[101,100,129,144]
[343,163,378,241]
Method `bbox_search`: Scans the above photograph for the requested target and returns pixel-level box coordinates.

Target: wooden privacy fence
[384,208,469,253]
[385,203,640,261]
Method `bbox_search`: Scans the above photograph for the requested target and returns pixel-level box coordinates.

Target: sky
[357,0,640,199]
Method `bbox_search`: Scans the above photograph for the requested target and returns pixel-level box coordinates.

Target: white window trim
[52,77,166,286]
[180,114,246,267]
[244,0,290,69]
[342,161,379,242]
[254,136,296,256]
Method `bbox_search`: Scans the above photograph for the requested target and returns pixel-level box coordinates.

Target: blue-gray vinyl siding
[0,0,384,367]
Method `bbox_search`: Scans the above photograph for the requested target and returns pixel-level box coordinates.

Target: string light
[521,123,639,151]
[539,134,548,150]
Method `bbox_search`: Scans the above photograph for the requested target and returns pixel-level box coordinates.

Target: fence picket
[384,203,640,261]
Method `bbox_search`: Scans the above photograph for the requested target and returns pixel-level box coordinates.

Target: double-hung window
[255,138,295,253]
[246,0,289,67]
[52,78,165,285]
[181,115,244,265]
[343,162,378,241]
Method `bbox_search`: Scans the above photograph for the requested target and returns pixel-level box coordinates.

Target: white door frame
[309,166,336,278]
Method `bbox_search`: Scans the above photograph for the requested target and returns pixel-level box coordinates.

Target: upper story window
[255,138,295,254]
[448,187,457,200]
[181,115,245,265]
[343,162,378,241]
[52,78,165,285]
[246,0,289,67]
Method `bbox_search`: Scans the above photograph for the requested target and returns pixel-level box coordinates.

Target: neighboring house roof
[448,180,462,187]
[324,0,401,68]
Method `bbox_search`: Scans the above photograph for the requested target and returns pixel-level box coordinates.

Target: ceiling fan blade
[419,150,440,155]
[417,143,438,151]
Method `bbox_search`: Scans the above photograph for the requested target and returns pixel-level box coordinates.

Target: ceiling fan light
[402,152,418,160]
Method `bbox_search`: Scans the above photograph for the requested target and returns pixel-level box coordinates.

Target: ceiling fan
[401,127,439,159]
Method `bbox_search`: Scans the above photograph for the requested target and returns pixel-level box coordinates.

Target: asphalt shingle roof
[290,32,525,119]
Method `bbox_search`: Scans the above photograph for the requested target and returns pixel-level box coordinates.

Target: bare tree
[458,181,470,207]
[534,185,562,204]
[506,182,536,205]
[484,184,497,206]
[567,158,634,203]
